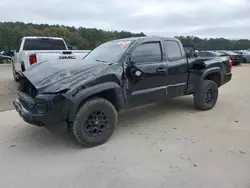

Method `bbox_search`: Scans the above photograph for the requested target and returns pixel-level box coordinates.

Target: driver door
[126,41,168,107]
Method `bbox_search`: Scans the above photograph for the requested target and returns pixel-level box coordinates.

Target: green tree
[175,36,250,50]
[1,22,250,51]
[0,22,146,50]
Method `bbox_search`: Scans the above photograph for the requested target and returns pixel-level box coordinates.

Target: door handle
[156,67,166,73]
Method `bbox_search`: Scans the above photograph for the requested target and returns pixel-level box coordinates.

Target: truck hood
[23,59,110,93]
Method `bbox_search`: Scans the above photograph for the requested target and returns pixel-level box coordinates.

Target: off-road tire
[71,97,117,147]
[194,80,218,110]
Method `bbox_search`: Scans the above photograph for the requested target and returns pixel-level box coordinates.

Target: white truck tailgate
[29,50,89,63]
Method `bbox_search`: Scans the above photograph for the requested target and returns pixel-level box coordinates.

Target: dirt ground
[0,64,250,188]
[0,65,18,112]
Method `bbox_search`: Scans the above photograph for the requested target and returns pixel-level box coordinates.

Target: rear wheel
[70,97,117,147]
[194,80,218,110]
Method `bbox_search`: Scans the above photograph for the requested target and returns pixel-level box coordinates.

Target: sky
[0,0,250,39]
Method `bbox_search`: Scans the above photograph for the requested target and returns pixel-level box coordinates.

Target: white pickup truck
[12,36,90,81]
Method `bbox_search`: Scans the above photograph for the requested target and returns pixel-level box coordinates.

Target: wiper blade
[95,59,114,65]
[95,59,108,63]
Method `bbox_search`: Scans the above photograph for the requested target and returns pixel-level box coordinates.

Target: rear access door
[163,40,189,98]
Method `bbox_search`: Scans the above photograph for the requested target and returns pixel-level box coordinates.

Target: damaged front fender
[67,82,123,122]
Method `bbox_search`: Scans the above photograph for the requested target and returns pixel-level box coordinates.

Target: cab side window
[132,42,162,64]
[164,41,182,61]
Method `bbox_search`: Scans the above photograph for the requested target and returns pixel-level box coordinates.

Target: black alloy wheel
[194,80,218,110]
[205,88,217,105]
[85,110,109,137]
[71,97,117,147]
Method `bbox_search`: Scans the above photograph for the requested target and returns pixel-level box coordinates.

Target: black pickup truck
[13,37,232,147]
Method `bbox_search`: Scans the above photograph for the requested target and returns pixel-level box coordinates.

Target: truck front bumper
[13,92,71,128]
[14,98,46,126]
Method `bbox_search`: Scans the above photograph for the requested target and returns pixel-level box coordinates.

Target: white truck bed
[12,36,90,80]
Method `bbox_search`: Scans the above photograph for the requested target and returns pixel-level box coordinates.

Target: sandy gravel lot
[0,65,249,188]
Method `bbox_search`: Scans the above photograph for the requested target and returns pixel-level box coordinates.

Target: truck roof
[21,36,64,40]
[112,36,179,42]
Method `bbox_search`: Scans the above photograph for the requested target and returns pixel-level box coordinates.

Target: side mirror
[127,55,136,67]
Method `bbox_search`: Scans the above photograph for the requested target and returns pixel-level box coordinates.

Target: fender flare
[67,82,121,122]
[200,67,222,81]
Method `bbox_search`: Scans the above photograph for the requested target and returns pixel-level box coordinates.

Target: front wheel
[71,97,117,147]
[194,80,218,110]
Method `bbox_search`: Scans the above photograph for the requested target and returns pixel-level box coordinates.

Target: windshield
[84,40,133,63]
[23,39,67,50]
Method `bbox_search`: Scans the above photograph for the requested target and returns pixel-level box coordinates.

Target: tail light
[230,55,236,59]
[229,60,232,70]
[29,54,37,65]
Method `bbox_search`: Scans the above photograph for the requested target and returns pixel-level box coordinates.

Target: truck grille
[19,77,37,98]
[18,91,35,108]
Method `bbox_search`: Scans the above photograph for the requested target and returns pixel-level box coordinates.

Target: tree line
[0,22,145,51]
[0,22,250,51]
[177,36,250,50]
